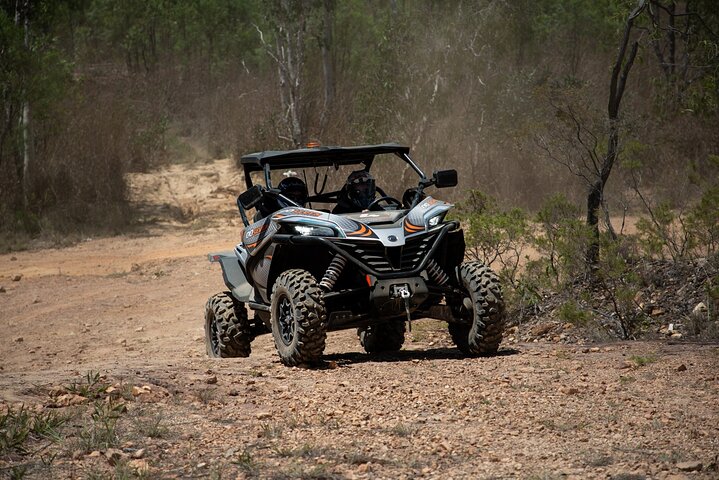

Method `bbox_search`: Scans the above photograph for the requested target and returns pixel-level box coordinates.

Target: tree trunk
[586,0,646,268]
[586,181,602,266]
[20,0,32,209]
[319,0,335,133]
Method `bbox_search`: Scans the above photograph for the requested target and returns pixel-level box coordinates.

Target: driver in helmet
[333,170,377,214]
[277,176,308,207]
[255,176,308,220]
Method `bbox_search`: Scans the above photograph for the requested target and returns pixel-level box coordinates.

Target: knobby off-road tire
[449,261,505,355]
[358,321,406,354]
[270,269,328,366]
[205,292,252,358]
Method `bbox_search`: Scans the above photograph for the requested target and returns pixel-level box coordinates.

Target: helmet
[345,170,376,210]
[278,177,308,207]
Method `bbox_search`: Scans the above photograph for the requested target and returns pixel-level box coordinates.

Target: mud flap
[209,252,254,302]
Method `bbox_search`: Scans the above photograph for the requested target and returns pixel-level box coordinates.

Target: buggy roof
[240,143,410,173]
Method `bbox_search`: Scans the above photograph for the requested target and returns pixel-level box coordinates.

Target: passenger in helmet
[333,170,377,214]
[255,176,308,221]
[278,176,308,207]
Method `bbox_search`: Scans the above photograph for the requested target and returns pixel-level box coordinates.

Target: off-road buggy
[205,143,505,366]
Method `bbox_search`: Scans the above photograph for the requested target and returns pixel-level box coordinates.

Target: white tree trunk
[20,0,32,208]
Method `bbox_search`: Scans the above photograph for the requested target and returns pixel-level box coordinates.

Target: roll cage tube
[398,152,439,209]
[243,163,274,190]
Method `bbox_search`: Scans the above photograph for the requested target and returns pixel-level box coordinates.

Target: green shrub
[686,183,719,258]
[534,194,592,286]
[453,189,531,288]
[558,300,591,326]
[635,203,691,261]
[595,235,645,338]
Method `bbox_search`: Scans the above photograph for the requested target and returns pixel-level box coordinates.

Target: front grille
[333,232,438,273]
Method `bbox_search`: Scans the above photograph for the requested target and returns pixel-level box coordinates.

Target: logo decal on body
[246,223,269,238]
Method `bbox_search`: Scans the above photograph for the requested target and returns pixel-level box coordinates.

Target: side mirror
[433,169,458,188]
[237,185,264,210]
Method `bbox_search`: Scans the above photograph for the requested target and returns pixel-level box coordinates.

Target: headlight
[428,213,445,227]
[289,224,337,237]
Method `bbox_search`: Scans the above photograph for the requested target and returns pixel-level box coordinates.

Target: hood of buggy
[243,196,453,250]
[339,210,406,225]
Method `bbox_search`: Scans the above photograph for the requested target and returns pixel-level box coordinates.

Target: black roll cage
[235,143,446,227]
[240,143,427,190]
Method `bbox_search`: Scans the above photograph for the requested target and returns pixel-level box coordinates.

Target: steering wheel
[367,196,403,211]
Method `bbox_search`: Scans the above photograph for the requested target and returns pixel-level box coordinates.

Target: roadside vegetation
[451,156,719,340]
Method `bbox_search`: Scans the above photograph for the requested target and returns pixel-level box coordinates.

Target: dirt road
[1,159,717,479]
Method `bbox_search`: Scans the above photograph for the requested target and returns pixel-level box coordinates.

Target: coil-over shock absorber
[426,258,449,286]
[319,254,347,291]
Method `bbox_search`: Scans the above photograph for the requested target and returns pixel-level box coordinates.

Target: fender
[208,252,254,302]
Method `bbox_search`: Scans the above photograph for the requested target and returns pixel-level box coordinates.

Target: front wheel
[270,269,328,366]
[205,292,252,358]
[448,262,505,355]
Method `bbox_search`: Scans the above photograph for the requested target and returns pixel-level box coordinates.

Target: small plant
[79,400,126,452]
[132,410,169,439]
[66,371,109,400]
[1,407,32,454]
[9,465,28,480]
[629,354,657,367]
[231,448,259,477]
[259,423,283,439]
[0,406,67,455]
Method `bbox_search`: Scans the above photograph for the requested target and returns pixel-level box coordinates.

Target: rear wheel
[448,262,505,355]
[358,321,405,353]
[205,292,252,358]
[270,269,327,366]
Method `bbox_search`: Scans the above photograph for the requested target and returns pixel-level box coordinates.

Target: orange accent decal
[404,219,424,233]
[289,208,322,217]
[246,241,258,248]
[351,224,376,237]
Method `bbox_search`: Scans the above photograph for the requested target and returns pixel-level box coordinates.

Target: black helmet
[278,176,308,207]
[345,170,376,210]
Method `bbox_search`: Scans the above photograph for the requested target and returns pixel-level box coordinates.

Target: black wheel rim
[277,295,295,346]
[209,313,220,356]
